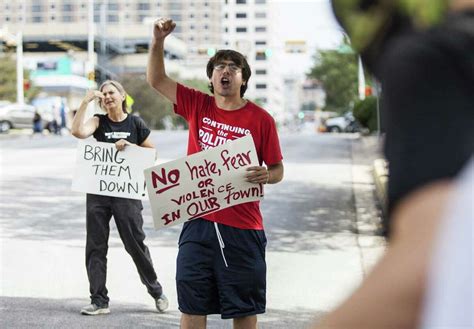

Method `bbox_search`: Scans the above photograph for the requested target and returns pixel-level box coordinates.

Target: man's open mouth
[221,77,230,87]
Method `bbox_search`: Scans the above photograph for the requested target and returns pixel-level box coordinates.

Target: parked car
[324,112,361,133]
[0,103,54,133]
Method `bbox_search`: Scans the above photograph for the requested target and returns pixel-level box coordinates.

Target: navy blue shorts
[176,219,267,319]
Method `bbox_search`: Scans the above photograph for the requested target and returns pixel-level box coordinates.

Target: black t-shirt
[377,11,474,234]
[93,114,151,145]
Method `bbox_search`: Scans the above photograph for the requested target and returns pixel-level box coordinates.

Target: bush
[353,96,378,132]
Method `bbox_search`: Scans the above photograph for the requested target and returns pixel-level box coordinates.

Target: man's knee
[180,313,207,329]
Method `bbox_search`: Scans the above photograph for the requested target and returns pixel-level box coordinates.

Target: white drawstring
[214,222,229,268]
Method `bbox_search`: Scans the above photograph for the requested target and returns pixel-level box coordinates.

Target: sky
[271,0,344,77]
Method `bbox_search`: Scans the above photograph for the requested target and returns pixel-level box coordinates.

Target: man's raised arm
[147,18,178,105]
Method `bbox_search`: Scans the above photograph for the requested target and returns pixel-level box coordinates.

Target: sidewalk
[350,135,386,274]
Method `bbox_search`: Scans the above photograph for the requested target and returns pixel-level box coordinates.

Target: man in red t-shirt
[147,18,284,329]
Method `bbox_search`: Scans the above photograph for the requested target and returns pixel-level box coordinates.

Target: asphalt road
[0,130,385,328]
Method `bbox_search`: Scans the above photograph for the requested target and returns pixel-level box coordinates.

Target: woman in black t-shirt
[71,80,168,315]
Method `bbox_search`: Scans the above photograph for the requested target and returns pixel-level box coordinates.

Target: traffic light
[23,79,30,91]
[87,71,95,81]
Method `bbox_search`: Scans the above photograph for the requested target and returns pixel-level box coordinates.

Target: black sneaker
[155,294,169,313]
[80,304,110,315]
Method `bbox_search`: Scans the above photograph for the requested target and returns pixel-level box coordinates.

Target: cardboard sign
[145,134,263,229]
[72,140,156,200]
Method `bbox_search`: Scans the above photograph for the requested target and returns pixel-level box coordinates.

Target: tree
[353,96,378,132]
[0,53,40,102]
[121,73,174,130]
[307,41,358,114]
[120,73,210,130]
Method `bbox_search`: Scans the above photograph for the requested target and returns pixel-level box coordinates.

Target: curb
[372,158,389,216]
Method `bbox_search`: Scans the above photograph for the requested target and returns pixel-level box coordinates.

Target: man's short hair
[206,49,251,98]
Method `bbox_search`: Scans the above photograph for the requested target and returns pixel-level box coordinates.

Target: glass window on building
[236,13,246,18]
[62,16,73,22]
[138,3,150,10]
[255,12,266,18]
[256,83,267,89]
[169,2,182,10]
[32,16,43,23]
[108,14,119,23]
[31,4,42,12]
[108,2,119,10]
[170,14,182,21]
[255,40,267,45]
[256,69,267,75]
[62,4,74,12]
[236,0,247,4]
[255,0,267,4]
[236,27,247,33]
[255,26,266,32]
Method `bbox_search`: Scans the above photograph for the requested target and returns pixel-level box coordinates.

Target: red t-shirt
[174,83,283,230]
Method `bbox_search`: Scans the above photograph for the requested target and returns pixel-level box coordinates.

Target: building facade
[1,0,285,121]
[221,0,283,120]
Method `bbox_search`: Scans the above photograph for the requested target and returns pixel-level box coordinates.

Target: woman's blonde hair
[98,80,128,113]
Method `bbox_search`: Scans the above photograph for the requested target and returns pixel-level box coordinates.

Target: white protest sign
[145,134,263,229]
[72,140,156,200]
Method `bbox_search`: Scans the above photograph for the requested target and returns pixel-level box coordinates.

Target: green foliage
[353,96,378,132]
[307,42,358,114]
[0,53,40,102]
[181,78,210,95]
[121,73,174,130]
[121,74,210,130]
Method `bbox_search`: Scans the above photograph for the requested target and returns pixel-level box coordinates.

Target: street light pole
[16,31,24,104]
[87,0,95,80]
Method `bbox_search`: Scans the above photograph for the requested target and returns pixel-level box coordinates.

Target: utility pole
[87,0,95,81]
[16,31,24,104]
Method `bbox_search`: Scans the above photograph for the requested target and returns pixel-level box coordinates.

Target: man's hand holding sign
[145,135,263,229]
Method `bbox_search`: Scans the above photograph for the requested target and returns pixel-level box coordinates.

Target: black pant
[86,194,163,306]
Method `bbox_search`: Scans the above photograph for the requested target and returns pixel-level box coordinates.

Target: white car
[0,103,54,133]
[324,112,359,133]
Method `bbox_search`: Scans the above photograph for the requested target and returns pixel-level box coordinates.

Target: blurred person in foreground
[147,18,284,329]
[71,80,169,316]
[313,0,473,328]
